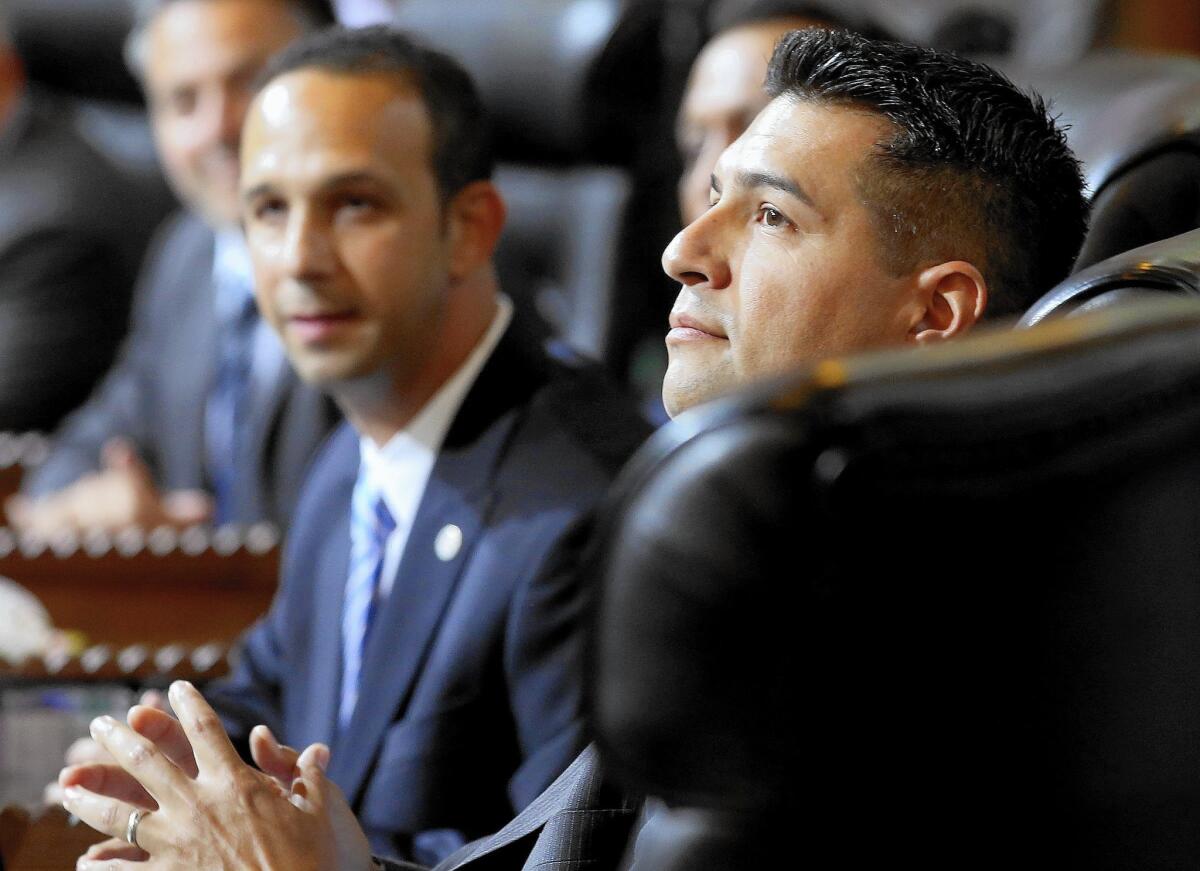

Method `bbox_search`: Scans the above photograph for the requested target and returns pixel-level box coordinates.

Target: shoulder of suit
[524,355,654,478]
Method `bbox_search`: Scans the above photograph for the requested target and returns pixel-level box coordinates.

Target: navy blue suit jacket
[206,324,650,862]
[23,212,340,527]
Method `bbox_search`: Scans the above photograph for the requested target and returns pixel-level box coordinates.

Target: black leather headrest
[588,296,1200,865]
[1019,226,1200,326]
[1006,52,1200,190]
[392,0,663,163]
[9,0,140,104]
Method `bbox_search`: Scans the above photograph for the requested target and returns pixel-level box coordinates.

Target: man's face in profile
[676,18,828,226]
[662,96,927,418]
[143,0,306,227]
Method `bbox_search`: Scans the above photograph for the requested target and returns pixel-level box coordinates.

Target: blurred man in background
[10,0,339,535]
[0,3,164,431]
[676,0,871,225]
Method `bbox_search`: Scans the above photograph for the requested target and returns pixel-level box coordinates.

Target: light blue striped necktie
[339,478,396,731]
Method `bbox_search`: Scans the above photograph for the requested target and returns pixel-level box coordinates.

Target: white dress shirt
[357,294,513,597]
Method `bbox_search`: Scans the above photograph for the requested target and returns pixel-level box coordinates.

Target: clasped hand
[59,680,373,871]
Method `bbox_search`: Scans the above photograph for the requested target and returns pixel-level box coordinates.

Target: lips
[285,310,360,343]
[667,311,727,342]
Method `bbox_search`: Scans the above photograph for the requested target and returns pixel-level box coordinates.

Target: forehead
[243,70,434,181]
[145,0,302,84]
[715,97,893,194]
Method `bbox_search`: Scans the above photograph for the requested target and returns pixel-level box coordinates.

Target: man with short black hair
[663,27,1087,416]
[60,28,1088,871]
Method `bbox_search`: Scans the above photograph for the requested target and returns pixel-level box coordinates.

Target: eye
[252,196,287,222]
[757,204,792,230]
[336,193,383,220]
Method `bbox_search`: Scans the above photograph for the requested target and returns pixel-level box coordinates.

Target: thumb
[289,748,333,813]
[289,750,375,869]
[101,437,145,474]
[161,489,214,525]
[250,725,301,785]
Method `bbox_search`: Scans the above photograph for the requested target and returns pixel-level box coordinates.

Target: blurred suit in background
[16,0,340,534]
[0,26,162,431]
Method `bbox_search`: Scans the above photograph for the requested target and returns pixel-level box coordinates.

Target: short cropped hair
[254,25,494,200]
[766,29,1088,318]
[125,0,336,75]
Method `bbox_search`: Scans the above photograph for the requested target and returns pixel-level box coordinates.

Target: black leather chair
[587,295,1200,868]
[1019,226,1200,326]
[8,0,172,206]
[1003,51,1200,270]
[393,0,676,378]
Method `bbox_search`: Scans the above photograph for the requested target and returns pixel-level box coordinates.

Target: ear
[444,180,506,282]
[908,260,988,345]
[0,51,24,120]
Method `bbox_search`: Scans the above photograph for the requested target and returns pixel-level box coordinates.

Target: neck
[337,277,499,447]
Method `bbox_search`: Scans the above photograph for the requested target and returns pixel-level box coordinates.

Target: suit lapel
[162,230,218,487]
[297,430,358,749]
[328,324,547,799]
[235,346,292,520]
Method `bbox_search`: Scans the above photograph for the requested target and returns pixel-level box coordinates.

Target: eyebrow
[242,172,384,203]
[733,169,816,209]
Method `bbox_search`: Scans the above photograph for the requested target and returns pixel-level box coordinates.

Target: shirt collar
[359,294,514,525]
[212,229,256,316]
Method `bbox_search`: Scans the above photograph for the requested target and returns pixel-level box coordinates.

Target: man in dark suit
[12,0,339,533]
[59,28,1090,871]
[61,24,648,868]
[0,12,166,431]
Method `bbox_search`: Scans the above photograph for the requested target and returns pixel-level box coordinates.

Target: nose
[216,87,248,150]
[281,206,336,281]
[661,208,732,290]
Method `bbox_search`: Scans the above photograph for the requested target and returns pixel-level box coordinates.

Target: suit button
[435,524,462,561]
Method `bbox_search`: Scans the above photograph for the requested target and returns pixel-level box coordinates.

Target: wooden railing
[0,805,107,871]
[0,524,281,647]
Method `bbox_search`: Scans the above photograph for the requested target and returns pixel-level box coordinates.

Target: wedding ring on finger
[125,808,147,849]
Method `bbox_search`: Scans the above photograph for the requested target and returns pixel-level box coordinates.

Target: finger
[5,493,28,528]
[59,764,157,809]
[249,724,299,784]
[77,859,146,871]
[82,837,149,862]
[161,489,214,524]
[101,437,141,473]
[88,715,187,805]
[127,705,198,778]
[168,681,242,775]
[296,743,331,773]
[138,689,168,712]
[66,737,112,766]
[62,787,162,854]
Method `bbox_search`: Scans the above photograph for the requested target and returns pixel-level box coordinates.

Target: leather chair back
[393,0,674,371]
[1004,51,1200,270]
[1019,226,1200,325]
[588,296,1200,867]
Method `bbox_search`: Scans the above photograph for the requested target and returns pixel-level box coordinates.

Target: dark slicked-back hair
[766,29,1087,318]
[254,25,493,200]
